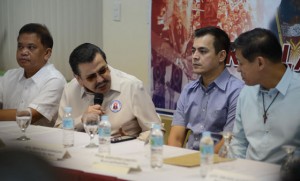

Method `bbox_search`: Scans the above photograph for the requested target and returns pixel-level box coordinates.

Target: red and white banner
[151,0,300,113]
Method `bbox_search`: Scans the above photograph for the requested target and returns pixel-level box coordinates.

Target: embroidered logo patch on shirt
[110,100,122,113]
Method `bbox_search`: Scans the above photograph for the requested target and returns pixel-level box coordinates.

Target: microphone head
[94,93,104,105]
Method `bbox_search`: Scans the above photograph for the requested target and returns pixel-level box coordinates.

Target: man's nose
[192,50,200,59]
[96,73,105,82]
[192,53,200,62]
[20,48,29,55]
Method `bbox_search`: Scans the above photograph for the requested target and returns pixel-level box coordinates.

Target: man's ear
[256,56,266,71]
[74,74,84,87]
[44,48,52,62]
[218,50,227,63]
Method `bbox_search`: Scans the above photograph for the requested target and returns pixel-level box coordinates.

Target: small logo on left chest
[110,100,122,113]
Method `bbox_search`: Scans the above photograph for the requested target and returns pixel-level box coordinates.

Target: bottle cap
[101,115,109,121]
[64,107,72,113]
[153,123,161,129]
[202,131,211,137]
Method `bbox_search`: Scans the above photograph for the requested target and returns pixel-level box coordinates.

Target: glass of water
[82,112,99,148]
[280,145,297,180]
[218,131,235,159]
[16,107,32,141]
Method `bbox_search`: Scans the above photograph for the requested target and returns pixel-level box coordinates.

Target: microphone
[94,93,104,105]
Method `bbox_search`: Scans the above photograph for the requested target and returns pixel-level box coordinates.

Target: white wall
[102,0,152,88]
[0,0,103,80]
[0,0,152,87]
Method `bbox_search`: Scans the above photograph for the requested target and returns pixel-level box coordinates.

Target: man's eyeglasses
[84,65,109,82]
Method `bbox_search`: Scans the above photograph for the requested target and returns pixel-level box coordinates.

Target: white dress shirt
[55,65,161,136]
[0,63,66,126]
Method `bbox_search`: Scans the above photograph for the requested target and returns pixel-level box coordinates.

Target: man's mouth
[18,58,30,63]
[193,64,202,67]
[96,82,107,89]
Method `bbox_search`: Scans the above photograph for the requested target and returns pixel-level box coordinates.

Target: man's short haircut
[233,28,282,63]
[69,43,107,76]
[18,23,53,49]
[194,26,231,62]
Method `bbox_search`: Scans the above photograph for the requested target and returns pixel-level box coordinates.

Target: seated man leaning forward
[55,43,161,137]
[230,28,300,164]
[168,26,244,150]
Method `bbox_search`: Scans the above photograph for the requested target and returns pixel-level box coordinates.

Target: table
[0,122,281,181]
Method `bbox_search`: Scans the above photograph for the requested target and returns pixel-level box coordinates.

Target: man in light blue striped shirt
[231,28,300,164]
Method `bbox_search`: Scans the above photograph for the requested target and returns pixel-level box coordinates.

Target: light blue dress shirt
[231,67,300,164]
[172,68,244,150]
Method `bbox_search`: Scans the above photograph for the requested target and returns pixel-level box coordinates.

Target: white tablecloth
[0,121,280,181]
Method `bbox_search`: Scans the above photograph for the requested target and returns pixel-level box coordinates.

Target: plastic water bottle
[144,123,155,158]
[62,107,74,147]
[98,115,111,154]
[150,123,163,169]
[200,131,214,177]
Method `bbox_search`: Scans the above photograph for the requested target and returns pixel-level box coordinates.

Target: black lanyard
[262,91,280,124]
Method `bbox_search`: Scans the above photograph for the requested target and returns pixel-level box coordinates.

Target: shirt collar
[109,65,121,93]
[30,63,50,83]
[190,68,231,91]
[18,63,50,85]
[17,68,25,81]
[257,67,292,96]
[80,87,85,98]
[213,68,231,91]
[80,86,93,98]
[274,67,292,96]
[80,82,98,99]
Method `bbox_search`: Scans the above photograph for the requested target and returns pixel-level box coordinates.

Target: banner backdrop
[151,0,300,113]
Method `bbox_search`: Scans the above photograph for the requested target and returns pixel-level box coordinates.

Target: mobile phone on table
[111,136,136,143]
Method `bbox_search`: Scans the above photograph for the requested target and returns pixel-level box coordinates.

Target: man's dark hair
[18,23,53,49]
[69,43,107,76]
[194,26,231,62]
[233,28,282,63]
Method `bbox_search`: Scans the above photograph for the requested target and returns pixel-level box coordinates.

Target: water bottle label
[63,118,73,129]
[150,136,163,147]
[98,127,111,137]
[200,144,214,155]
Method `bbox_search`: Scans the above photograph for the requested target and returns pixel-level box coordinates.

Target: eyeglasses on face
[83,65,109,82]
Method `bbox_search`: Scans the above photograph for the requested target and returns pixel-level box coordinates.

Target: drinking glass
[82,113,99,148]
[280,145,297,180]
[218,131,235,159]
[16,107,32,141]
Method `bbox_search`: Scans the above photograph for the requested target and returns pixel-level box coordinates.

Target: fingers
[85,105,105,115]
